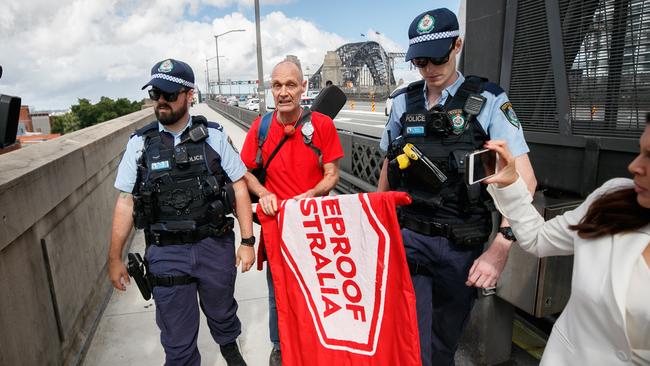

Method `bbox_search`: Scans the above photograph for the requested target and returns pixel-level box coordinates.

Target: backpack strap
[300,109,322,165]
[255,112,274,167]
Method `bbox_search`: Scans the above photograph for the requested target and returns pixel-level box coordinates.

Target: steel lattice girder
[309,41,397,87]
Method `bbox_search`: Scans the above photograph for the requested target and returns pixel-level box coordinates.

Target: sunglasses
[411,42,456,68]
[148,88,187,102]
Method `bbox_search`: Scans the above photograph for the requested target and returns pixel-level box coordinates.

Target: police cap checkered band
[409,30,460,45]
[149,73,195,89]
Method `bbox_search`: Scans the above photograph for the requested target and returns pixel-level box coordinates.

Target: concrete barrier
[0,109,155,365]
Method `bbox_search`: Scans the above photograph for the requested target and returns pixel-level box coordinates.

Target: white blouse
[626,255,650,365]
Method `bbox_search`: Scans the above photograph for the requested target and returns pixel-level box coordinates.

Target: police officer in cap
[377,9,537,366]
[108,58,255,366]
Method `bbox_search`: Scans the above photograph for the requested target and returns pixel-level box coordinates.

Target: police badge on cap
[142,58,195,93]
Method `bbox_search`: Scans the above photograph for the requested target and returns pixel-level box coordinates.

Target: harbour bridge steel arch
[309,41,399,90]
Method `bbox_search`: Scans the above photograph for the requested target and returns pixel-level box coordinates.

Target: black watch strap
[498,227,516,242]
[240,236,256,247]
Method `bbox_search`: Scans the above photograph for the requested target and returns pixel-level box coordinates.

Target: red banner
[258,192,421,366]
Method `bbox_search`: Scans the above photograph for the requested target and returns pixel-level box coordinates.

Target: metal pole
[215,36,221,95]
[205,59,211,99]
[255,0,266,114]
[213,29,245,97]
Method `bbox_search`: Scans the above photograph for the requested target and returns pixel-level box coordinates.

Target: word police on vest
[403,106,453,137]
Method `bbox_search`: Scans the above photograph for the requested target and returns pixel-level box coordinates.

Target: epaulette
[132,121,158,137]
[483,82,505,97]
[191,114,222,134]
[206,121,224,132]
[390,80,425,99]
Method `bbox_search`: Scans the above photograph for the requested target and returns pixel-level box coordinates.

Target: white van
[264,89,275,110]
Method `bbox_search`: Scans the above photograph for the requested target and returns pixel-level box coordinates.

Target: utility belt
[398,210,490,247]
[127,253,197,300]
[144,218,234,246]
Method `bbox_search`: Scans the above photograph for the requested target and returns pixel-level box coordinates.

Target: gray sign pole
[255,0,266,114]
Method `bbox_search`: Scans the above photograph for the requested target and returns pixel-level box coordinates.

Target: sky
[0,0,460,111]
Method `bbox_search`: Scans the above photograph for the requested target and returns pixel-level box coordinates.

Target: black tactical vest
[389,77,494,228]
[132,116,233,244]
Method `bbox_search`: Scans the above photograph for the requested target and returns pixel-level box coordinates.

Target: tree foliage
[53,97,144,134]
[51,112,81,134]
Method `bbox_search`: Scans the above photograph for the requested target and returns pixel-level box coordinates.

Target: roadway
[335,109,387,138]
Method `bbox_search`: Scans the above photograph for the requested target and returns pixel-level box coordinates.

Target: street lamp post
[254,0,266,114]
[214,29,245,95]
[205,59,210,98]
[205,55,220,99]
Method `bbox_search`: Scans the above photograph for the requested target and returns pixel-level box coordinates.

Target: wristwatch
[241,236,256,247]
[498,227,516,242]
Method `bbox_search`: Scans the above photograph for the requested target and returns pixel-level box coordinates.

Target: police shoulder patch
[500,102,520,129]
[227,136,239,153]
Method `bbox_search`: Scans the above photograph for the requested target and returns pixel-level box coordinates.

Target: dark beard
[155,102,188,125]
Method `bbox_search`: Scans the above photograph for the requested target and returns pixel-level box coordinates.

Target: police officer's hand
[483,140,519,188]
[108,258,130,291]
[236,246,256,273]
[465,235,510,288]
[259,191,279,216]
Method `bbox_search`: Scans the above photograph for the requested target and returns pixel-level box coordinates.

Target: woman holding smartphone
[481,118,650,365]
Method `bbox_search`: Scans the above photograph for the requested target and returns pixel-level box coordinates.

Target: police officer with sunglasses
[108,58,254,366]
[376,9,537,366]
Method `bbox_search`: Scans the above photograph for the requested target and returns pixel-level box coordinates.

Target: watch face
[302,121,314,137]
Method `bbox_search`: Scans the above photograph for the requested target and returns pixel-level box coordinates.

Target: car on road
[227,96,239,106]
[246,98,260,111]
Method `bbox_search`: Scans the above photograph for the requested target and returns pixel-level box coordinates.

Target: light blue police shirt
[114,115,246,193]
[379,72,529,157]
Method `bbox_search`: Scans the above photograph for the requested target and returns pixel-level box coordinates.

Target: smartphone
[465,149,498,185]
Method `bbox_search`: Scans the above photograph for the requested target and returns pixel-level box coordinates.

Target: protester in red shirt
[241,60,343,366]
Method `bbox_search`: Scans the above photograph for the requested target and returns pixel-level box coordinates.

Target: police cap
[405,8,460,61]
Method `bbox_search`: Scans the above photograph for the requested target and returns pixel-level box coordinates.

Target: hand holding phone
[480,141,520,188]
[465,148,498,185]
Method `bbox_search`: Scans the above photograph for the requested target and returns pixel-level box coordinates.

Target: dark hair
[569,188,650,238]
[569,117,649,238]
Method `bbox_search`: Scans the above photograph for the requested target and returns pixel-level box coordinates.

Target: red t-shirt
[241,110,344,200]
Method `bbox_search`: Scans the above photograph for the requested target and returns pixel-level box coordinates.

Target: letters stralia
[300,198,367,323]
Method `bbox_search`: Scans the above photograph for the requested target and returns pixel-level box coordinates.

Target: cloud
[201,0,295,7]
[0,1,402,110]
[364,29,404,53]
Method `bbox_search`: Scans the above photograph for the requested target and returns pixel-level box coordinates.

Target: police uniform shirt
[379,72,529,157]
[114,115,246,193]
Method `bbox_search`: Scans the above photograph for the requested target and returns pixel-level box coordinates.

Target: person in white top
[481,115,650,365]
